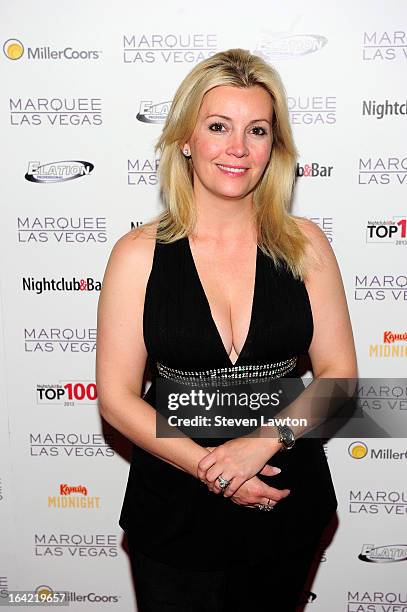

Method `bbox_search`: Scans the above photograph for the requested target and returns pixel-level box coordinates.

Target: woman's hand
[203,447,290,508]
[198,437,281,498]
[229,475,290,509]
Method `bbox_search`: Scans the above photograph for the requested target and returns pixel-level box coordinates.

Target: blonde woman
[96,49,357,611]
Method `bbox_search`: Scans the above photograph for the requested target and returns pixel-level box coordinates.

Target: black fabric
[119,236,338,577]
[127,532,322,612]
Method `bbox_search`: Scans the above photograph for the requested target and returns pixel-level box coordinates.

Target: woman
[96,49,357,611]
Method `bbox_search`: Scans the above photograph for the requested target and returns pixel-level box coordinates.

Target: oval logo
[359,544,407,563]
[25,160,94,183]
[3,38,24,60]
[256,34,328,60]
[348,441,368,459]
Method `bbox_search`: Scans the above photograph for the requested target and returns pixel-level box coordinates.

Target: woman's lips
[217,164,249,177]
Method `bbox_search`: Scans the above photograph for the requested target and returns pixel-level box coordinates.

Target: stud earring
[183,148,191,158]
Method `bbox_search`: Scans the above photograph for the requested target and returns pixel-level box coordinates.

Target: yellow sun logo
[348,441,368,459]
[3,39,24,60]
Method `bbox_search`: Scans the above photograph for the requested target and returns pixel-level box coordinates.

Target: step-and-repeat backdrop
[1,1,406,609]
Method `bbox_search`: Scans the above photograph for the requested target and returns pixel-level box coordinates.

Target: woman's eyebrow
[205,113,271,124]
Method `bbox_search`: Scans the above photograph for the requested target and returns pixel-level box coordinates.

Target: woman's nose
[225,132,249,157]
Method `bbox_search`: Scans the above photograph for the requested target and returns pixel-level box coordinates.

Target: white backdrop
[1,1,406,609]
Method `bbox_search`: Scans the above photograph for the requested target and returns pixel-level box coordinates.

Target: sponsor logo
[359,544,407,563]
[366,218,407,245]
[348,591,407,610]
[48,484,101,509]
[296,162,333,178]
[348,441,407,461]
[348,441,368,459]
[357,381,407,412]
[349,490,407,516]
[128,158,159,186]
[362,31,407,61]
[17,217,107,244]
[3,38,102,61]
[123,33,217,63]
[354,274,407,301]
[254,31,327,60]
[359,157,407,185]
[34,586,119,604]
[25,160,94,183]
[23,277,101,294]
[24,328,96,353]
[369,332,407,358]
[362,99,407,119]
[9,97,102,126]
[130,221,144,229]
[34,533,118,557]
[288,96,336,125]
[36,381,97,406]
[136,100,171,123]
[306,217,333,243]
[30,433,114,458]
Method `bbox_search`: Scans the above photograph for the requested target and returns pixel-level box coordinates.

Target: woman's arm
[96,227,210,478]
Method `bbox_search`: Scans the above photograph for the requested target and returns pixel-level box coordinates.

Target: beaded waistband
[156,356,297,387]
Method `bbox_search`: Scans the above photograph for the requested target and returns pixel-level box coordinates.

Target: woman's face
[184,84,273,204]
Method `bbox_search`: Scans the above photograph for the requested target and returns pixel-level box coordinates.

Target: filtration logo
[288,95,336,125]
[123,33,217,63]
[369,331,407,358]
[24,328,96,353]
[29,433,114,458]
[254,29,327,60]
[25,160,94,183]
[48,483,101,509]
[306,217,334,243]
[17,216,107,244]
[34,533,118,558]
[3,38,102,61]
[128,158,159,186]
[136,100,171,123]
[349,490,407,516]
[9,97,102,126]
[23,277,101,294]
[362,99,407,119]
[358,157,407,185]
[362,31,407,61]
[296,162,333,178]
[359,544,407,563]
[36,381,97,406]
[348,441,407,462]
[354,274,407,301]
[366,218,407,245]
[348,591,407,611]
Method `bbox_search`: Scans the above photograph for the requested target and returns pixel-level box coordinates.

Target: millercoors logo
[348,441,368,459]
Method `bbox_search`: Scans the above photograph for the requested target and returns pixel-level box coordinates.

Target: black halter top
[119,236,337,570]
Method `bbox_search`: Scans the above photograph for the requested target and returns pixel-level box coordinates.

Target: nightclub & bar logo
[36,381,97,406]
[23,277,101,294]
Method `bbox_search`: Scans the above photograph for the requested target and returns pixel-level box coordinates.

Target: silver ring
[256,499,274,511]
[217,475,230,490]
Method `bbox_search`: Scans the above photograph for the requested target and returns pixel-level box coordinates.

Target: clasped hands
[197,437,291,509]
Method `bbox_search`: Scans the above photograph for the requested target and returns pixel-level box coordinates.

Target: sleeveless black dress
[119,236,338,574]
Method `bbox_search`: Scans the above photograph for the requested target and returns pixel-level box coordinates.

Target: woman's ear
[181,144,191,158]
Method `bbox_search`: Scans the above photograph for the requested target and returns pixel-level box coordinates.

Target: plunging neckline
[185,236,259,368]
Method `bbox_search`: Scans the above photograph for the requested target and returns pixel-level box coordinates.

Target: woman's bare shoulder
[292,215,337,274]
[108,222,158,270]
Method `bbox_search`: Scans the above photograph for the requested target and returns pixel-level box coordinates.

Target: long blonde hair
[143,48,309,279]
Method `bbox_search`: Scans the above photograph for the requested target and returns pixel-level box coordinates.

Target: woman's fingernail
[273,467,281,474]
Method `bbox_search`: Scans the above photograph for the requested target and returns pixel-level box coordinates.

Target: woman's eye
[251,126,268,136]
[208,122,226,132]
